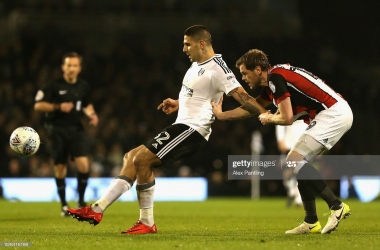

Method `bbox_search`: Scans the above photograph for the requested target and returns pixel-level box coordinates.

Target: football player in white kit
[67,25,267,234]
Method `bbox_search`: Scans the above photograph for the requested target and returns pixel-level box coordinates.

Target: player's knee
[123,152,130,163]
[75,157,88,168]
[54,165,66,178]
[124,147,139,163]
[133,153,149,172]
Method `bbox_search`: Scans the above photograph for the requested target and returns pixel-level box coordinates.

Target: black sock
[297,179,318,223]
[77,171,90,204]
[55,178,67,207]
[297,163,341,209]
[319,187,342,210]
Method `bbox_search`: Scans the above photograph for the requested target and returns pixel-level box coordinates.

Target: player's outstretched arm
[211,96,251,120]
[230,87,267,115]
[212,87,268,120]
[157,98,179,115]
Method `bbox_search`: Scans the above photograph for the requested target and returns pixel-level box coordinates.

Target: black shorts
[47,126,88,164]
[144,123,207,165]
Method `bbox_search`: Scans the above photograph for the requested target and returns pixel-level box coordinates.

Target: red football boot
[120,220,157,234]
[67,205,103,226]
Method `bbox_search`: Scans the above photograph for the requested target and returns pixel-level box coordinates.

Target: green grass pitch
[1,198,379,249]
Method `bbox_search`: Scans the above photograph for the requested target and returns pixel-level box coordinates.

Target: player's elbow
[34,103,41,111]
[284,117,294,125]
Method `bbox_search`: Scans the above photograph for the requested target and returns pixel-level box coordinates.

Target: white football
[9,127,41,156]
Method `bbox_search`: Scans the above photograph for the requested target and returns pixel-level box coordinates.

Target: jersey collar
[197,54,222,66]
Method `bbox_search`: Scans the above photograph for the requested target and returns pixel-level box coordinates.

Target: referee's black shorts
[144,123,207,166]
[47,126,88,164]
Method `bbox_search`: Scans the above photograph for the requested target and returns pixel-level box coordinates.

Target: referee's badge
[198,68,205,76]
[269,81,276,93]
[35,90,44,101]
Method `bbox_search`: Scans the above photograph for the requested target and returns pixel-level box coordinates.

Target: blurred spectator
[8,158,21,177]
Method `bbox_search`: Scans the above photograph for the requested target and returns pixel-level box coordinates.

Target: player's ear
[255,66,262,75]
[199,40,205,49]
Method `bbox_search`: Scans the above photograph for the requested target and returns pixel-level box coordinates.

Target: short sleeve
[268,73,290,105]
[35,84,53,103]
[212,72,242,96]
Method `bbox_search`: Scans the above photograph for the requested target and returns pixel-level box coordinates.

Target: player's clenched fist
[157,98,179,115]
[258,110,272,125]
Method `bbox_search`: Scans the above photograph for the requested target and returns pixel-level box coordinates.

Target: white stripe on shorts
[156,127,195,158]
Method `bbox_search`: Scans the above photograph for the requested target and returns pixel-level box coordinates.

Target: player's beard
[189,54,198,62]
[65,72,77,82]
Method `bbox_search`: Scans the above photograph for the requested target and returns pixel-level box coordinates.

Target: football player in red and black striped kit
[212,49,353,234]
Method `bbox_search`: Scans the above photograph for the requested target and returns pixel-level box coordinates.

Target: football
[9,127,41,156]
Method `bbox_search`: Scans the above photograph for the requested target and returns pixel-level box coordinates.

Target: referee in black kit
[34,52,99,217]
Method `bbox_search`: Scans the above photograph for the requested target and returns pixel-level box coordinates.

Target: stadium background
[0,0,379,198]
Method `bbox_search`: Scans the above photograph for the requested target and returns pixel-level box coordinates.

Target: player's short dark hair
[184,25,212,45]
[236,49,270,71]
[62,52,83,65]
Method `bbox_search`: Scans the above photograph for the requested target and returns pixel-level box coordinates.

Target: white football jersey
[174,54,241,140]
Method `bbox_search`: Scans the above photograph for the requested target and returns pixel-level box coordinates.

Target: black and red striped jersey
[260,64,342,123]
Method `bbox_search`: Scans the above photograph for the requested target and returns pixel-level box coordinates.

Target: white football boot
[285,221,321,234]
[321,202,351,234]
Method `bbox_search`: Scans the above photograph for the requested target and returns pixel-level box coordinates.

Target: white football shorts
[301,100,353,150]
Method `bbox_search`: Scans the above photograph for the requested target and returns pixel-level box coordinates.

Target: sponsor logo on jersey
[269,81,276,93]
[59,90,68,95]
[198,68,205,76]
[227,75,238,84]
[181,84,194,97]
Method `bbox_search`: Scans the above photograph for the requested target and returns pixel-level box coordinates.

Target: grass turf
[0,198,379,249]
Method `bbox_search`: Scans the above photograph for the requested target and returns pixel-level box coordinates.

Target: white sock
[91,178,132,213]
[137,183,155,227]
[284,180,293,197]
[140,207,154,227]
[289,177,298,197]
[295,189,302,205]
